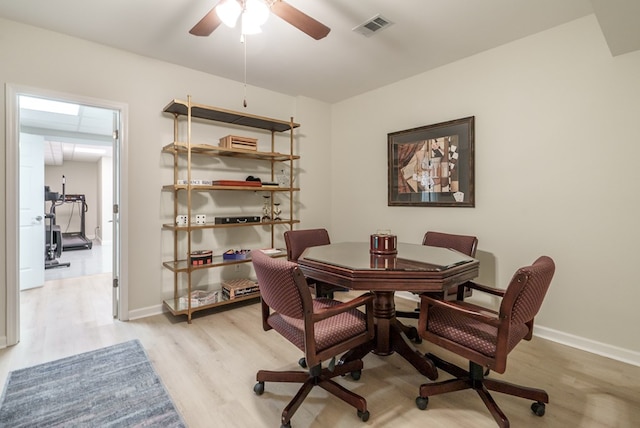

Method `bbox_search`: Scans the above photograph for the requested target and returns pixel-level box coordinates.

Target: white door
[19,133,45,290]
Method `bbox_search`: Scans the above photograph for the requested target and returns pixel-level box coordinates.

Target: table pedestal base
[339,291,438,380]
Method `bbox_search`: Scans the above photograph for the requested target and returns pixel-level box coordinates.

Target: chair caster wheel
[298,357,307,368]
[416,396,429,410]
[351,370,362,381]
[357,410,370,422]
[406,326,422,343]
[253,382,264,395]
[531,401,546,416]
[280,422,291,428]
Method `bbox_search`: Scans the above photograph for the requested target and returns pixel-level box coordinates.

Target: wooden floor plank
[2,274,639,427]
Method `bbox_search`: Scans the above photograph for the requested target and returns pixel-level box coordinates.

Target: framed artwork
[388,116,475,207]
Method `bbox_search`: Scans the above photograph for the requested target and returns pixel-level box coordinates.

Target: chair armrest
[313,292,374,322]
[465,281,506,297]
[420,294,501,327]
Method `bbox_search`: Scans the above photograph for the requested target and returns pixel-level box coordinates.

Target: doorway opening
[5,84,129,346]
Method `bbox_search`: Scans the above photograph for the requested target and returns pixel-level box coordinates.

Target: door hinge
[113,278,119,289]
[113,204,119,214]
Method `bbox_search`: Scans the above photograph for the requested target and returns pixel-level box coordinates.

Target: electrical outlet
[235,264,241,272]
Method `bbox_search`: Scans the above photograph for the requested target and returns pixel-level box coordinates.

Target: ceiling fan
[190,0,331,40]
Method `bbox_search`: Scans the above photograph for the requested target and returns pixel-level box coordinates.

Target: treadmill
[59,194,93,251]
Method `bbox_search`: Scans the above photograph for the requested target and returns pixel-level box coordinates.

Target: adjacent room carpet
[0,339,185,427]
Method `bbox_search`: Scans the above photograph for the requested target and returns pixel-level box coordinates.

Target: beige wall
[0,18,332,343]
[2,14,638,364]
[331,15,640,361]
[45,162,99,239]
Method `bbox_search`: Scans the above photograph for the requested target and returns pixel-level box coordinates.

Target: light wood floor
[2,273,639,428]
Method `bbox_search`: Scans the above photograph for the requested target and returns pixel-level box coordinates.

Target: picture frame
[388,116,475,207]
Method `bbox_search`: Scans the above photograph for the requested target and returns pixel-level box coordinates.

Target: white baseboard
[533,325,640,367]
[127,304,165,321]
[395,291,419,302]
[124,298,640,368]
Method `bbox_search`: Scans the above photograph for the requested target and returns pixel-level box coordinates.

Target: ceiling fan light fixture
[243,0,270,29]
[241,14,263,35]
[190,0,330,40]
[216,0,242,28]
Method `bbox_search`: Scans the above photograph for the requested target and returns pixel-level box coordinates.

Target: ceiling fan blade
[271,1,331,40]
[189,4,223,37]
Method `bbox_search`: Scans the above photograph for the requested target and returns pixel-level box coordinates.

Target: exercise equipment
[44,177,70,269]
[59,193,93,251]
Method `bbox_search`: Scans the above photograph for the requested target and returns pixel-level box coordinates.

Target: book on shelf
[212,180,262,187]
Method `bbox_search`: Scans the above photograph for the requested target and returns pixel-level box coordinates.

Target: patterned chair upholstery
[251,250,375,428]
[396,231,478,340]
[284,228,347,298]
[415,256,555,428]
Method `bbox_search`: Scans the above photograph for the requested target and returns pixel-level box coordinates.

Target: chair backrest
[251,250,310,319]
[422,231,478,257]
[501,256,555,327]
[284,228,331,262]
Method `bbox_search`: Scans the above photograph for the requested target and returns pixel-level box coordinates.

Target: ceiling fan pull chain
[243,35,248,108]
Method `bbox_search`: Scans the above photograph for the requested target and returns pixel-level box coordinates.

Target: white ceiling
[3,0,640,104]
[20,102,114,165]
[3,0,639,162]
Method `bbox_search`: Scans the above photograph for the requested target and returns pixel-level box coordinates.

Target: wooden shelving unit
[161,96,300,322]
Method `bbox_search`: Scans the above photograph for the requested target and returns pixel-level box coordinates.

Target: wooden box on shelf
[219,135,258,151]
[222,278,259,300]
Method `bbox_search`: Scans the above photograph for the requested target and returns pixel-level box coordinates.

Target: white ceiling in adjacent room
[19,97,114,165]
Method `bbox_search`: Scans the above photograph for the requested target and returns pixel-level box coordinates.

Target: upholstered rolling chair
[251,250,375,428]
[422,231,478,299]
[415,256,555,428]
[284,228,347,298]
[396,231,478,340]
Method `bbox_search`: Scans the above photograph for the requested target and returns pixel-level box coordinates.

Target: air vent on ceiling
[352,14,394,37]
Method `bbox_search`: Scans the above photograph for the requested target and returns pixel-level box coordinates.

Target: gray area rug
[0,339,185,427]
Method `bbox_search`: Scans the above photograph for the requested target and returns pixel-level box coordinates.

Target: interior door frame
[5,83,129,346]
